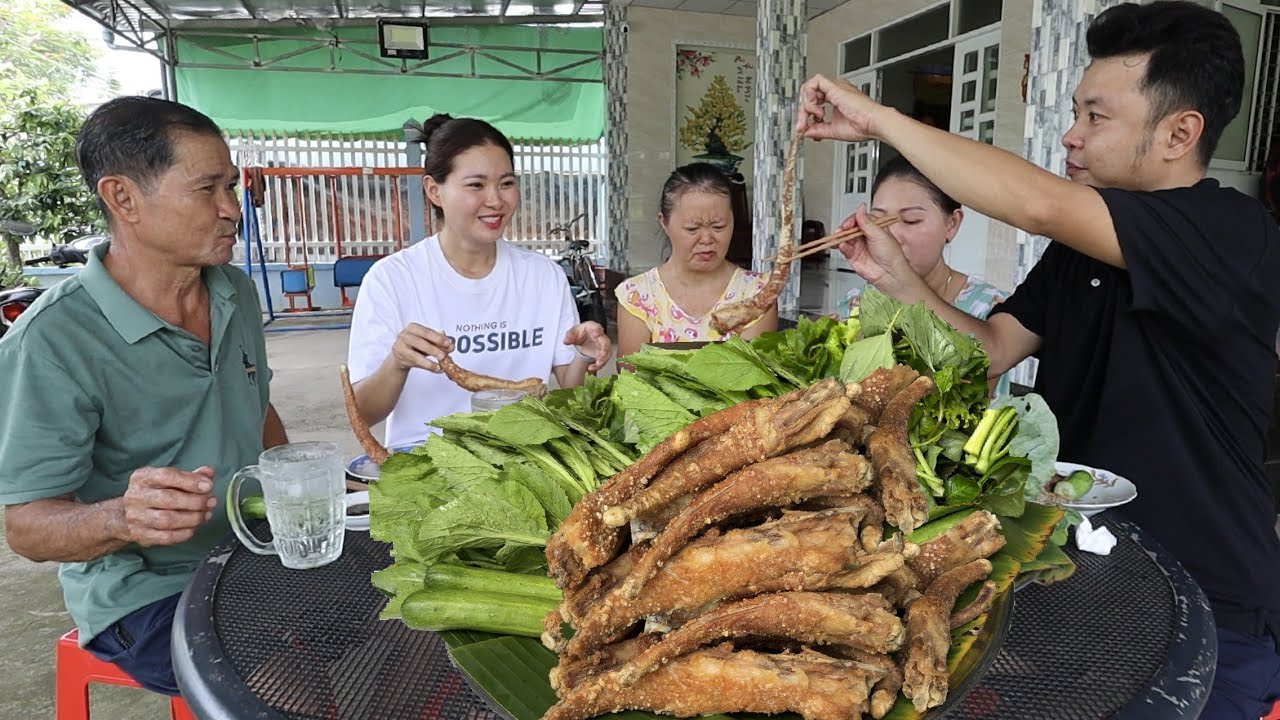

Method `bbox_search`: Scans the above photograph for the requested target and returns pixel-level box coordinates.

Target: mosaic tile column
[1010,0,1122,386]
[603,2,629,273]
[752,0,807,320]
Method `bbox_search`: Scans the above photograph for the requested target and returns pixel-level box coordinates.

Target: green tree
[0,0,105,279]
[679,75,749,155]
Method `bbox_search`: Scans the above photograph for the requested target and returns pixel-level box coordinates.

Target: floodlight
[378,19,430,60]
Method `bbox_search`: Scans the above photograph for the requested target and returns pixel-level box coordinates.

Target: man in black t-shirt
[797,2,1280,718]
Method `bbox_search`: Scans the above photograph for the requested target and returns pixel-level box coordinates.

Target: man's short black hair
[1086,0,1244,166]
[75,96,225,218]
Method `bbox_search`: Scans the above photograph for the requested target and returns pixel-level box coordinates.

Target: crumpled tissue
[1074,516,1117,556]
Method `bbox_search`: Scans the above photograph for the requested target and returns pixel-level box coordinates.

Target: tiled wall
[752,0,808,320]
[982,0,1037,294]
[623,7,756,273]
[604,2,629,272]
[1010,0,1123,385]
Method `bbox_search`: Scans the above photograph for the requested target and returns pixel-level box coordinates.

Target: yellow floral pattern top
[614,267,768,343]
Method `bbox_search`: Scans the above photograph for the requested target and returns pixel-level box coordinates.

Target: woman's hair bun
[422,113,454,145]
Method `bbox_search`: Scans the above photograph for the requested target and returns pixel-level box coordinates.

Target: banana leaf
[436,501,1058,720]
[996,501,1065,563]
[881,553,1021,720]
[447,635,745,720]
[445,563,1019,720]
[1016,541,1077,586]
[438,629,503,648]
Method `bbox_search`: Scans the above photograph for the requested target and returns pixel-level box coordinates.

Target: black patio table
[172,514,1216,720]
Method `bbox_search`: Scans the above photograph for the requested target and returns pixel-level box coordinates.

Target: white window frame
[832,2,1005,233]
[837,0,1002,77]
[1210,1,1274,171]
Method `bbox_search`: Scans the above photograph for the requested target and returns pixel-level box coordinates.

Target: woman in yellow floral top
[614,163,779,360]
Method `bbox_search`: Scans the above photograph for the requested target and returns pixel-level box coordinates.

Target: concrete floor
[0,325,367,719]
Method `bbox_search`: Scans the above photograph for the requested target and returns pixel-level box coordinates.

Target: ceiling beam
[59,0,167,61]
[131,0,171,25]
[169,14,602,30]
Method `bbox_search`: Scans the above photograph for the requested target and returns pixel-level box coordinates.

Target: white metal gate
[224,133,607,264]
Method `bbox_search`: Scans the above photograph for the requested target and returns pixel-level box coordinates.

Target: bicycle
[549,212,608,329]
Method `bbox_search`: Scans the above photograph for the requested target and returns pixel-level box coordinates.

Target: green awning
[175,24,604,142]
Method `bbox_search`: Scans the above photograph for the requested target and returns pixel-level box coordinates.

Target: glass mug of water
[226,441,346,570]
[471,388,527,412]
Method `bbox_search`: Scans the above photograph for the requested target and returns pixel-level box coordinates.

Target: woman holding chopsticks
[837,154,1007,322]
[839,155,1010,395]
[614,163,778,359]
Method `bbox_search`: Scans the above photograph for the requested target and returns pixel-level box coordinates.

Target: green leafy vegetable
[993,392,1061,500]
[486,402,570,446]
[546,437,596,492]
[684,339,778,392]
[860,288,990,436]
[652,375,723,415]
[422,435,500,492]
[413,489,550,567]
[429,411,495,436]
[838,332,896,383]
[501,458,573,527]
[619,347,693,376]
[452,434,520,467]
[751,315,859,384]
[612,372,696,453]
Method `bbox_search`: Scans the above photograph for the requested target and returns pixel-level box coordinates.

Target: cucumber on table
[239,494,268,520]
[424,563,562,603]
[1053,470,1095,501]
[401,588,558,637]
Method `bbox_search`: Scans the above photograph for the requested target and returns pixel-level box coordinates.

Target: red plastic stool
[1265,700,1280,720]
[55,629,195,720]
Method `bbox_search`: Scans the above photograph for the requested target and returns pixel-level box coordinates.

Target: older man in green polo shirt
[0,96,288,696]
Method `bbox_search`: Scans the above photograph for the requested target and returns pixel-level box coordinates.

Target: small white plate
[1041,461,1138,518]
[345,443,421,482]
[345,491,370,531]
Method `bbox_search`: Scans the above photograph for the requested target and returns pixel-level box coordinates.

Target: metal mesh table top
[195,527,498,720]
[939,515,1214,719]
[176,516,1214,720]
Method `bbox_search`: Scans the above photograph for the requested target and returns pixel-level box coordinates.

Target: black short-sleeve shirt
[993,178,1280,639]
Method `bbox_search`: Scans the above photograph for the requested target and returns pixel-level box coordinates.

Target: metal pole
[163,31,179,101]
[404,126,426,245]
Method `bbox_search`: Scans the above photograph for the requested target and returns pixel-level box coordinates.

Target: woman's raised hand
[837,206,920,294]
[796,73,889,144]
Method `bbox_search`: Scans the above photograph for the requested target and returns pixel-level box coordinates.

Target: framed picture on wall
[674,44,756,189]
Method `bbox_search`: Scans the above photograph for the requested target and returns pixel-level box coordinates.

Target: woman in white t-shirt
[346,114,611,447]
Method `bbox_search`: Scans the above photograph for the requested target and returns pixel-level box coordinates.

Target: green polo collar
[78,241,238,345]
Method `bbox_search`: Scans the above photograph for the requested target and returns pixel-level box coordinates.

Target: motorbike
[0,221,107,338]
[550,213,608,328]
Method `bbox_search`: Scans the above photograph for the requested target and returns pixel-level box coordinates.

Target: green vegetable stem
[963,406,1019,474]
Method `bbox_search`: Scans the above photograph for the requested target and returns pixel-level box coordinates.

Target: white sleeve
[347,263,402,383]
[552,267,580,367]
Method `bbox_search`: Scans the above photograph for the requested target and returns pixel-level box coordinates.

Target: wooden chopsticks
[766,215,900,264]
